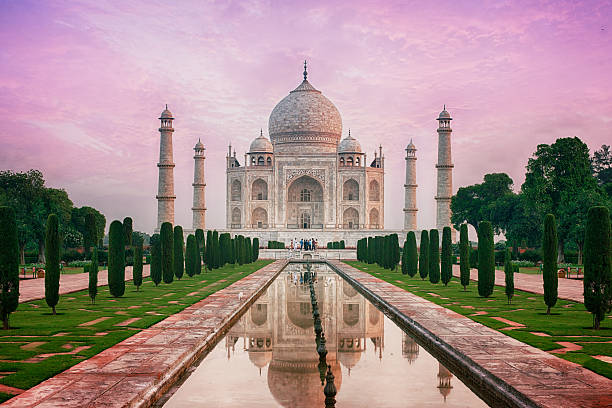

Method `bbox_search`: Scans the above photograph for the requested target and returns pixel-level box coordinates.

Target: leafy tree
[253,238,260,261]
[123,217,133,247]
[477,221,494,298]
[133,239,143,291]
[150,234,162,286]
[441,227,452,286]
[405,232,418,277]
[71,206,105,250]
[44,214,61,314]
[419,230,429,280]
[592,144,612,196]
[583,206,612,329]
[205,230,213,270]
[108,220,125,297]
[185,234,197,278]
[429,229,440,284]
[173,225,184,280]
[542,214,558,314]
[0,207,19,328]
[132,231,150,247]
[160,222,174,283]
[504,248,514,304]
[89,246,98,303]
[459,224,470,291]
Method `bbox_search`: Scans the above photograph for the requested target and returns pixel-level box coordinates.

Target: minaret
[192,139,206,231]
[156,105,176,230]
[403,139,418,231]
[435,106,454,238]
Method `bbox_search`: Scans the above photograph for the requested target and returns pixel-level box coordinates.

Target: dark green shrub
[519,249,541,263]
[429,229,440,284]
[477,221,494,298]
[246,237,252,264]
[173,225,184,280]
[160,222,174,283]
[441,227,452,286]
[220,233,231,266]
[61,249,84,263]
[89,247,98,303]
[195,228,205,266]
[133,240,143,291]
[45,214,61,314]
[185,234,197,277]
[108,220,125,297]
[404,232,418,277]
[205,230,213,270]
[504,248,514,304]
[419,230,429,280]
[150,234,161,286]
[253,238,259,261]
[459,224,470,291]
[212,230,220,269]
[339,240,345,249]
[0,207,19,328]
[542,214,558,315]
[583,206,612,330]
[367,237,374,264]
[469,248,479,269]
[390,234,400,271]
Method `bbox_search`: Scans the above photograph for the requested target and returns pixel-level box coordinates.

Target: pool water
[162,262,488,407]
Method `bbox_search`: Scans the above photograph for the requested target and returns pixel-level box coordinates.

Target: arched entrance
[287,176,323,229]
[343,207,359,229]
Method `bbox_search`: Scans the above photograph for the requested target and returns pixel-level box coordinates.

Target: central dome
[268,76,342,153]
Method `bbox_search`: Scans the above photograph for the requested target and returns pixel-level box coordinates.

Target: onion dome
[248,350,273,369]
[338,350,362,369]
[268,61,342,152]
[338,130,362,154]
[249,130,273,153]
[406,138,416,150]
[438,105,451,119]
[160,104,173,119]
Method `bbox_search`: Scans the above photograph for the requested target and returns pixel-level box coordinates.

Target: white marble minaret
[192,139,206,230]
[156,105,176,230]
[403,139,418,230]
[435,106,454,237]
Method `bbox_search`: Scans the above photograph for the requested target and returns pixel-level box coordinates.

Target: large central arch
[286,175,324,228]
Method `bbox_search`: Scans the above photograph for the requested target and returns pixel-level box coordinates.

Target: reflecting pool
[162,263,488,407]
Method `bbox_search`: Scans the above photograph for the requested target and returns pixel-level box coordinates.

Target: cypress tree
[0,207,19,328]
[133,239,143,291]
[160,222,174,283]
[441,227,452,286]
[391,234,400,270]
[89,246,98,303]
[123,217,133,247]
[205,230,213,270]
[173,225,184,280]
[406,232,418,277]
[45,214,60,314]
[429,229,440,284]
[583,206,612,330]
[459,224,470,291]
[377,236,384,266]
[504,248,514,304]
[382,235,389,269]
[108,220,125,297]
[185,234,197,277]
[150,233,162,286]
[542,214,558,315]
[253,238,260,261]
[246,237,252,264]
[212,230,220,269]
[85,212,97,256]
[195,237,203,275]
[367,237,374,264]
[477,221,495,298]
[236,236,244,265]
[400,237,408,274]
[195,228,205,269]
[229,238,236,265]
[419,230,429,280]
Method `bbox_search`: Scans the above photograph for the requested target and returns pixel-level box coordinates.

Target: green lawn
[345,261,612,379]
[0,260,271,403]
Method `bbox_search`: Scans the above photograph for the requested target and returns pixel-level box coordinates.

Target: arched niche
[343,207,359,229]
[369,208,379,227]
[343,179,359,201]
[231,179,242,201]
[369,180,380,201]
[252,178,268,200]
[252,207,268,228]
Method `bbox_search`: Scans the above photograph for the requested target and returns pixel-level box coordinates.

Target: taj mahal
[155,62,455,246]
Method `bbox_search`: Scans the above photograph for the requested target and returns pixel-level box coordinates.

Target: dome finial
[165,104,168,110]
[260,128,263,137]
[348,128,351,137]
[443,104,445,110]
[303,60,307,81]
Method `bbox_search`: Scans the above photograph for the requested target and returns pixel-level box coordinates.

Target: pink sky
[1,0,611,235]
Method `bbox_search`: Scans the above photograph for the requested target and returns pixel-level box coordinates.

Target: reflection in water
[163,263,487,407]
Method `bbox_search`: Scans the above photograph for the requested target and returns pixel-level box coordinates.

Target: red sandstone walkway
[19,265,151,303]
[333,260,612,408]
[3,260,287,408]
[452,264,584,303]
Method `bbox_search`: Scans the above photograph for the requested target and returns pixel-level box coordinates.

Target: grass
[0,260,271,403]
[345,261,612,380]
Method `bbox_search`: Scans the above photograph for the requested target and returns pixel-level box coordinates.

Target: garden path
[18,265,151,303]
[452,265,584,303]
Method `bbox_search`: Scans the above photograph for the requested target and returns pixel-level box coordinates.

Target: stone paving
[331,260,612,408]
[2,260,287,408]
[19,265,151,303]
[452,264,584,303]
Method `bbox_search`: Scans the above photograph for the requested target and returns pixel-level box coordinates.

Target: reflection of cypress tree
[108,220,125,297]
[160,222,174,283]
[185,234,197,277]
[477,221,494,298]
[419,230,429,280]
[441,227,452,286]
[459,224,470,291]
[583,206,612,330]
[173,225,184,280]
[542,214,558,315]
[150,234,162,286]
[0,207,19,328]
[429,229,440,284]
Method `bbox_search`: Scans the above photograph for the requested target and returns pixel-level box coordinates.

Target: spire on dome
[303,60,307,81]
[260,128,263,137]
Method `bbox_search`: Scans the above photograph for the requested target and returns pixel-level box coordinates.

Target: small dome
[194,139,204,150]
[438,106,451,119]
[406,138,416,150]
[338,132,362,153]
[249,132,273,153]
[248,350,272,368]
[338,350,362,369]
[160,105,173,119]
